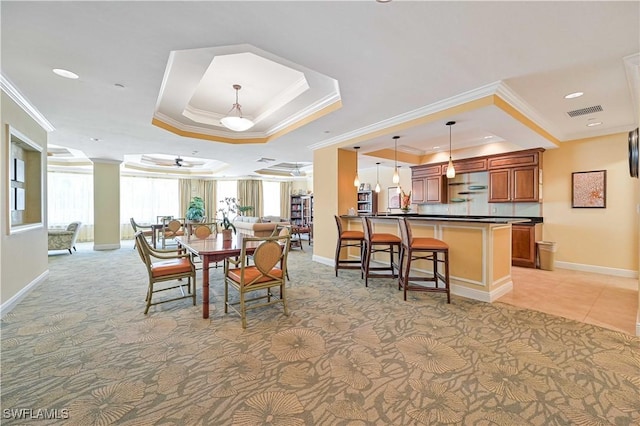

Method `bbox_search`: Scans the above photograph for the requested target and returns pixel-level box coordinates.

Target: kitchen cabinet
[410,165,446,204]
[512,223,542,268]
[488,150,542,203]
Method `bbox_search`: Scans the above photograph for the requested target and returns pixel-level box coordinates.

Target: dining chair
[224,233,291,329]
[130,217,154,249]
[161,217,185,248]
[398,217,450,302]
[134,231,196,314]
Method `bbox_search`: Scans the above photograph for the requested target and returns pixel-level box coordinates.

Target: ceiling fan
[290,162,305,177]
[139,154,205,168]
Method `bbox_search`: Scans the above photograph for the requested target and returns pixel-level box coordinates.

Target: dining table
[175,233,262,319]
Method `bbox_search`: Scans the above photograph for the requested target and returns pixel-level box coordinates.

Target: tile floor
[498,266,639,335]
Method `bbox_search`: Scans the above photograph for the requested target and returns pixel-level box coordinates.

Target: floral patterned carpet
[1,241,639,425]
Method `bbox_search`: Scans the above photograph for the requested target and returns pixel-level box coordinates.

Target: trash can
[536,241,557,271]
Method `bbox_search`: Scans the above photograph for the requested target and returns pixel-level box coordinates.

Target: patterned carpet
[1,241,639,425]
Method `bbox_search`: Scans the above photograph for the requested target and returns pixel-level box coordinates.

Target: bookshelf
[357,190,378,215]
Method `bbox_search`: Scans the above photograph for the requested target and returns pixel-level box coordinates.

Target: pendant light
[446,121,456,179]
[392,136,400,184]
[220,84,254,132]
[375,162,381,193]
[353,146,360,187]
[396,166,402,194]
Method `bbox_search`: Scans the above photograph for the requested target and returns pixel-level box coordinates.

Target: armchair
[48,221,82,254]
[224,234,291,328]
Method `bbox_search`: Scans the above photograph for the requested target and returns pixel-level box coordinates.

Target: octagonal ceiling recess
[152,44,342,144]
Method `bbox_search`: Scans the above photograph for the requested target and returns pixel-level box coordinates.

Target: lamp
[291,162,304,177]
[353,146,360,187]
[446,121,456,179]
[375,162,381,193]
[392,136,400,184]
[396,166,402,194]
[220,84,254,132]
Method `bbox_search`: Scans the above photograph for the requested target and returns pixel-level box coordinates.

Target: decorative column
[91,158,121,250]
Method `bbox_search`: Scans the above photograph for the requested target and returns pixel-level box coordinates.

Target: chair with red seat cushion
[361,216,402,287]
[334,215,365,277]
[224,233,291,328]
[398,217,450,303]
[134,231,196,314]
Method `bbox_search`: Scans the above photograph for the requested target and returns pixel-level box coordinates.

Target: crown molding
[1,74,55,132]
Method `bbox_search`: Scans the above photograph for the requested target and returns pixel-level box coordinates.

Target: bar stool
[361,217,401,287]
[334,215,365,277]
[398,217,450,303]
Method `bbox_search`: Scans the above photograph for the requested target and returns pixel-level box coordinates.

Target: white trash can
[536,241,557,271]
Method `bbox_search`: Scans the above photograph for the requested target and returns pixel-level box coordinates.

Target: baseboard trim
[1,270,49,317]
[555,261,638,278]
[451,281,513,303]
[312,255,334,267]
[93,243,121,251]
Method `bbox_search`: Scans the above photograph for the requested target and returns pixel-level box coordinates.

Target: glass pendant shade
[353,146,360,187]
[220,84,254,132]
[392,169,400,184]
[375,182,380,193]
[392,136,400,184]
[446,121,456,179]
[446,158,456,178]
[354,174,360,187]
[375,162,381,192]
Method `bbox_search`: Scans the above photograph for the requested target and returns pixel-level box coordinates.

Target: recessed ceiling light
[90,137,100,142]
[432,146,440,150]
[483,135,493,139]
[564,91,584,99]
[114,83,125,89]
[586,121,602,127]
[52,68,79,79]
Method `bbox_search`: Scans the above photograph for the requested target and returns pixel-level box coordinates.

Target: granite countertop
[342,213,543,224]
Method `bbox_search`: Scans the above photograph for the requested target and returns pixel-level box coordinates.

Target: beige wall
[1,91,49,306]
[543,133,639,273]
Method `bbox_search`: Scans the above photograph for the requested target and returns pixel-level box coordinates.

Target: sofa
[48,221,82,254]
[232,216,290,237]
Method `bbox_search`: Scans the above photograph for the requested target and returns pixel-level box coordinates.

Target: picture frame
[14,158,25,183]
[572,170,606,208]
[15,187,25,211]
[388,187,400,209]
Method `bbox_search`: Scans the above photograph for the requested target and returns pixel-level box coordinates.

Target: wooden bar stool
[334,215,365,277]
[398,217,451,302]
[361,217,401,287]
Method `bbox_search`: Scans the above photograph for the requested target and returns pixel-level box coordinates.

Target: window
[262,181,281,217]
[120,176,179,224]
[48,171,94,227]
[216,180,237,217]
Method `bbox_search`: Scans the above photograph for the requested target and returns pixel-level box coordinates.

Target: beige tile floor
[498,266,639,335]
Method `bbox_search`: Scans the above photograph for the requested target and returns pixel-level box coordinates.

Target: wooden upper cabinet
[443,158,487,175]
[487,150,540,169]
[410,165,446,204]
[411,178,426,203]
[489,166,539,202]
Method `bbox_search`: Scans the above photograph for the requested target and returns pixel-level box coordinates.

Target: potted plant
[218,197,238,240]
[186,196,206,222]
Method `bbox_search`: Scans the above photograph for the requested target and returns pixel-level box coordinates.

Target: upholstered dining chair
[398,217,451,302]
[130,217,154,249]
[161,218,185,248]
[134,231,196,314]
[224,233,291,329]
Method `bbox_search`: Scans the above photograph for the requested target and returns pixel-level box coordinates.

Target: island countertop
[340,214,542,224]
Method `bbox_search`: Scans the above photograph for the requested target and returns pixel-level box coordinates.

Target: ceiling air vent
[566,105,603,117]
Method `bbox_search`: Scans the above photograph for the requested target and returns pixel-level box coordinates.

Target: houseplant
[185,196,205,222]
[218,197,238,240]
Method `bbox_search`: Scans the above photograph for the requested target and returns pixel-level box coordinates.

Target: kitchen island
[341,214,535,302]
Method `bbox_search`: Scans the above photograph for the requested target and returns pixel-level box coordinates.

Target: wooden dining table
[175,233,262,319]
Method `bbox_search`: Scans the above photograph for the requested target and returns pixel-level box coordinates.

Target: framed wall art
[14,158,25,182]
[388,187,400,209]
[572,170,606,208]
